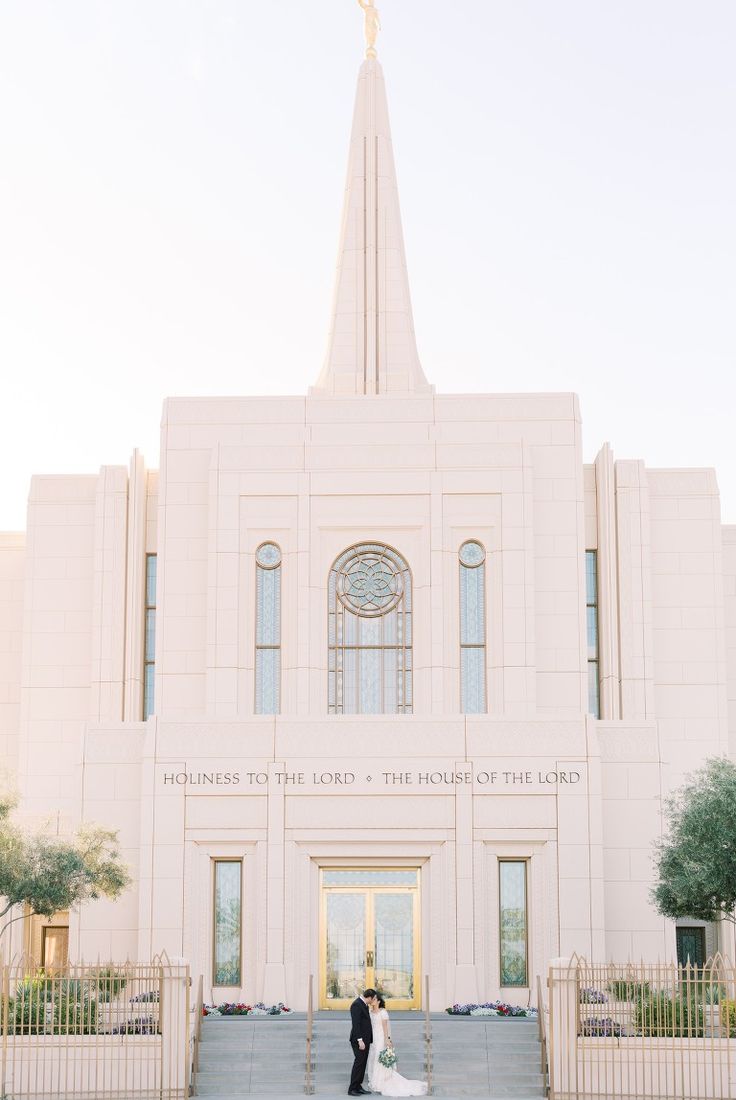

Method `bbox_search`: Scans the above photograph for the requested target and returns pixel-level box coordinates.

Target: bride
[366,997,428,1097]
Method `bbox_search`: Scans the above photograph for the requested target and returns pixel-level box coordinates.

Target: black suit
[348,997,373,1092]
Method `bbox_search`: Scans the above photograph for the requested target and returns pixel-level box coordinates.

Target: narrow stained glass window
[213,860,242,986]
[586,550,600,718]
[499,860,528,987]
[328,544,412,714]
[459,541,486,713]
[255,543,281,714]
[143,554,156,719]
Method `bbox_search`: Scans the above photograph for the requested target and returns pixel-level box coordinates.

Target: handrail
[536,974,549,1097]
[424,975,432,1095]
[190,973,204,1095]
[305,973,314,1095]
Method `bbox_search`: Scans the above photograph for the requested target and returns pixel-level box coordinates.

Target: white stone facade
[1,59,735,1011]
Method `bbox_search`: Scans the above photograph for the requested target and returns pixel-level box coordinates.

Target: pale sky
[1,1,735,531]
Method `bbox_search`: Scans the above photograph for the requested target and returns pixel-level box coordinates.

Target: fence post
[548,958,576,1100]
[424,975,432,1095]
[160,957,190,1099]
[1,961,8,1100]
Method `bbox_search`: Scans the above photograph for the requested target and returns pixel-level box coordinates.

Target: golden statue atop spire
[357,0,381,59]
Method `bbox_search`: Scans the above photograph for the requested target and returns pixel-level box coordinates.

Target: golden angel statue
[357,0,381,59]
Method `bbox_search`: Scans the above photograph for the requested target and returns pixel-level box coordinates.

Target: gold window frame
[212,858,244,989]
[498,857,530,990]
[319,866,421,1010]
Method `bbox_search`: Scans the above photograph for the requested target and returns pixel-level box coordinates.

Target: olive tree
[652,756,736,925]
[0,796,130,945]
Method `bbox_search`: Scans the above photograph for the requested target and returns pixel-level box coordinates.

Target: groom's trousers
[349,1040,370,1091]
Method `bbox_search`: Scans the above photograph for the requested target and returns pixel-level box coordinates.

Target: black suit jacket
[349,997,373,1046]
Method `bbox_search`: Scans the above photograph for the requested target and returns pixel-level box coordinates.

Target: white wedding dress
[366,1008,428,1097]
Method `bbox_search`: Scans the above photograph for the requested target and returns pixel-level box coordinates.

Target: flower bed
[580,987,608,1004]
[579,1016,624,1037]
[203,1001,292,1017]
[446,1001,537,1017]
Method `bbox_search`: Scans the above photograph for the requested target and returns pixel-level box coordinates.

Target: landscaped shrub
[54,994,97,1035]
[8,976,99,1035]
[635,990,704,1037]
[95,966,128,1002]
[8,977,53,1034]
[607,979,651,1001]
[721,999,736,1037]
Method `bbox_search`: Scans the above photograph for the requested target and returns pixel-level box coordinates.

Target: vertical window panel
[586,550,600,718]
[328,544,412,714]
[499,860,528,988]
[213,860,242,987]
[255,650,281,715]
[143,554,156,719]
[255,543,282,715]
[459,541,486,714]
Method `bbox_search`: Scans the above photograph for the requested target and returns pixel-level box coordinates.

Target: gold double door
[320,869,420,1010]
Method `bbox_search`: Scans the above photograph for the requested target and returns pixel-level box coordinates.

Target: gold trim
[498,858,530,990]
[212,858,243,989]
[319,867,421,1011]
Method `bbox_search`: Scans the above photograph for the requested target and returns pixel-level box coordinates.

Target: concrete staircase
[195,1015,308,1096]
[431,1017,546,1097]
[194,1012,546,1099]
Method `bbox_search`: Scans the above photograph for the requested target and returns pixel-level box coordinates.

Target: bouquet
[378,1047,397,1070]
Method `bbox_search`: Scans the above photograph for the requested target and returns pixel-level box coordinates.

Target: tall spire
[313,59,431,396]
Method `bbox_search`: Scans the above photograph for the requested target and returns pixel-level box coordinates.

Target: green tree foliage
[0,795,130,939]
[652,757,736,924]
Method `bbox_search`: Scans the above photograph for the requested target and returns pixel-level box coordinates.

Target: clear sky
[1,1,734,530]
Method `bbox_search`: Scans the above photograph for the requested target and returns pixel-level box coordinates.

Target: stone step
[195,1015,546,1099]
[197,1088,305,1097]
[434,1074,545,1085]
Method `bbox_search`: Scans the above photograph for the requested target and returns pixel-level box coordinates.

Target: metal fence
[0,954,190,1100]
[548,955,736,1100]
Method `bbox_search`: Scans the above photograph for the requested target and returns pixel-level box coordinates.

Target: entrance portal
[320,869,420,1010]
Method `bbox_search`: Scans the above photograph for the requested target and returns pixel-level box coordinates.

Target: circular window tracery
[256,542,282,569]
[459,540,485,568]
[334,543,408,618]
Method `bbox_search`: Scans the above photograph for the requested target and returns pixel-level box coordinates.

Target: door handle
[366,951,374,968]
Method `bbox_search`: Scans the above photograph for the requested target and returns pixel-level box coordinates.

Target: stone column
[454,758,478,1002]
[548,956,576,1100]
[90,465,128,722]
[160,955,190,1099]
[615,460,655,718]
[262,759,287,1004]
[123,450,147,720]
[594,444,621,720]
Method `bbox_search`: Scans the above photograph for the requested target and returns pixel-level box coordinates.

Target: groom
[348,987,377,1095]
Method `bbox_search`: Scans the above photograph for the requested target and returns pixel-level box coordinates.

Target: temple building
[1,46,735,1010]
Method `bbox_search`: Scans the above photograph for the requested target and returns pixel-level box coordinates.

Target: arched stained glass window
[459,540,486,713]
[328,543,412,714]
[255,542,281,714]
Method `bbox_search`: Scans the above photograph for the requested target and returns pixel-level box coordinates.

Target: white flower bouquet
[378,1047,398,1069]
